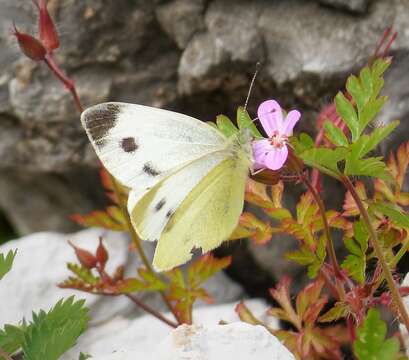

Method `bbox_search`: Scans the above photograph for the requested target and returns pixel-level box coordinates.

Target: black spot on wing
[155,198,166,211]
[83,103,121,148]
[121,137,138,152]
[143,162,160,176]
[166,209,173,218]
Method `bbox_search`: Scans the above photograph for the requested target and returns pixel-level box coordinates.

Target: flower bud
[96,237,109,268]
[34,0,60,53]
[12,23,46,61]
[68,240,97,269]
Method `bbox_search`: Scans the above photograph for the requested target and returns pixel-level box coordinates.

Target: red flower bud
[96,237,109,268]
[12,23,46,61]
[68,240,97,269]
[33,0,60,53]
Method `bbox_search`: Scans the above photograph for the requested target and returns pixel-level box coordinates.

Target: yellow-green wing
[151,154,249,271]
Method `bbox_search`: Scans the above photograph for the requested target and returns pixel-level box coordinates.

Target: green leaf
[79,353,91,360]
[67,263,99,285]
[335,92,359,141]
[298,147,347,178]
[215,115,238,138]
[350,120,399,159]
[353,308,399,360]
[0,323,27,357]
[370,201,409,229]
[359,97,387,132]
[324,121,349,146]
[341,219,368,284]
[346,75,367,111]
[345,156,391,181]
[286,246,316,266]
[0,250,16,280]
[318,302,349,323]
[22,297,89,360]
[236,107,263,139]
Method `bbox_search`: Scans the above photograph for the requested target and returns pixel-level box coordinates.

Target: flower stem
[301,174,346,300]
[96,265,178,328]
[43,54,83,113]
[125,294,178,328]
[341,175,409,332]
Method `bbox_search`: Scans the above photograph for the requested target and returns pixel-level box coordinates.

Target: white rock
[62,299,279,360]
[153,323,294,360]
[0,228,154,326]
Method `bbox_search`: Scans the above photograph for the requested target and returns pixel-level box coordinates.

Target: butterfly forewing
[81,102,226,191]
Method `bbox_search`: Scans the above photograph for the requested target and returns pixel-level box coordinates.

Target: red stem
[43,54,83,112]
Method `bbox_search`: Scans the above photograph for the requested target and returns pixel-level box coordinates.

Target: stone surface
[0,227,244,328]
[317,0,369,13]
[153,323,294,360]
[62,299,279,360]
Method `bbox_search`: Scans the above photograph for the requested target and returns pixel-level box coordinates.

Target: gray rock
[156,0,205,49]
[318,0,369,13]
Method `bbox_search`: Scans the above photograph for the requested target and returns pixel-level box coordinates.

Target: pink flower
[253,100,301,171]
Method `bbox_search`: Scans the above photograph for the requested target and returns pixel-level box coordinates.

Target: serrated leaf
[353,308,399,360]
[345,155,391,181]
[79,353,91,360]
[335,92,359,141]
[116,268,167,293]
[67,263,99,285]
[350,120,399,159]
[22,297,89,360]
[346,75,367,111]
[187,254,231,288]
[370,202,409,229]
[343,181,368,217]
[341,220,368,284]
[237,107,263,139]
[0,249,16,280]
[286,246,316,266]
[296,279,325,322]
[231,212,276,244]
[165,255,230,324]
[235,302,263,326]
[359,97,387,132]
[324,121,349,146]
[0,323,26,357]
[318,302,349,323]
[215,114,238,138]
[298,147,347,178]
[71,206,127,231]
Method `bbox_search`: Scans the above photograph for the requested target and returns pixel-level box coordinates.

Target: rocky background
[0,0,408,293]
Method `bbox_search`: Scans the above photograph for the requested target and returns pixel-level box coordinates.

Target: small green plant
[0,250,89,360]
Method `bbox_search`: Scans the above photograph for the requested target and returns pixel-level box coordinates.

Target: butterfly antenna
[244,62,261,111]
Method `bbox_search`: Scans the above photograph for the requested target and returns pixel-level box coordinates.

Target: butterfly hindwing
[151,153,250,271]
[128,150,229,244]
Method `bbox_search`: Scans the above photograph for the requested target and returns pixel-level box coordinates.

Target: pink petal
[252,139,271,168]
[280,110,301,136]
[263,146,288,170]
[257,100,283,137]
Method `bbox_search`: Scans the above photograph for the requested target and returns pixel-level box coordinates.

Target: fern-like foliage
[0,297,89,360]
[0,250,16,280]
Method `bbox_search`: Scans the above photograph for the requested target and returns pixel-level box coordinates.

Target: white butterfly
[81,103,254,271]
